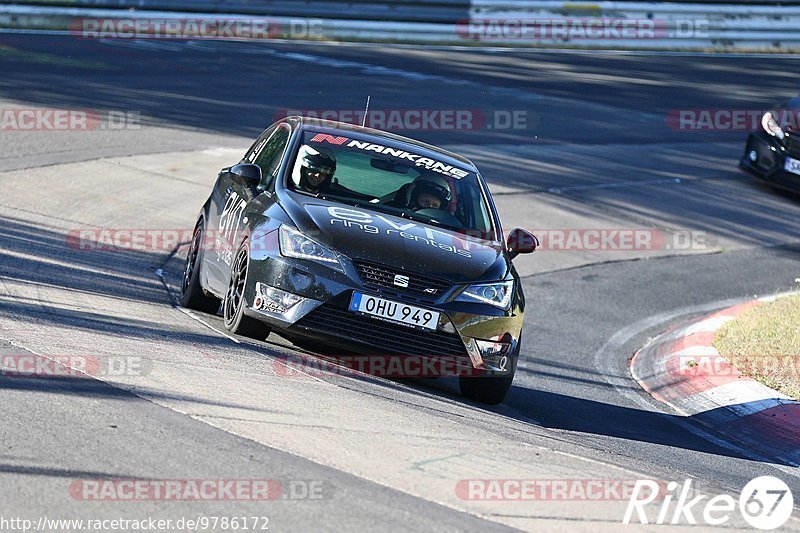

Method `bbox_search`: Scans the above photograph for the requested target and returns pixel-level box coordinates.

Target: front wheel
[180,220,221,314]
[223,240,271,341]
[459,372,515,405]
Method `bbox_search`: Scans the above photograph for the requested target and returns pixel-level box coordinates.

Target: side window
[254,125,291,189]
[243,125,276,164]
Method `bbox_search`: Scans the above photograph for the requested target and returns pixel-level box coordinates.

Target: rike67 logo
[624,476,794,529]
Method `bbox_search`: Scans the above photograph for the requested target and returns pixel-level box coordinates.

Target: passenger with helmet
[407,173,452,212]
[292,145,337,195]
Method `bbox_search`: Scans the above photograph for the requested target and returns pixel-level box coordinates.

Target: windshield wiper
[397,211,423,224]
[397,212,460,232]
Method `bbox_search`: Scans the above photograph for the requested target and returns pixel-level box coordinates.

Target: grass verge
[714,294,800,400]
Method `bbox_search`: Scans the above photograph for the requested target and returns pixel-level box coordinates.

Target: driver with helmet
[407,173,452,212]
[292,145,337,195]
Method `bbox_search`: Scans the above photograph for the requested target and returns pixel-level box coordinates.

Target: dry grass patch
[714,294,800,400]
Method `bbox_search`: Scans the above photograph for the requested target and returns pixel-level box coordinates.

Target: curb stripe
[630,292,800,465]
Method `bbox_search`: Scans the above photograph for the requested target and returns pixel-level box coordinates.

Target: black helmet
[299,145,336,174]
[293,145,336,191]
[409,173,451,210]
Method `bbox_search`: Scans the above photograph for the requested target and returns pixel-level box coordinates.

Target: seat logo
[393,275,410,288]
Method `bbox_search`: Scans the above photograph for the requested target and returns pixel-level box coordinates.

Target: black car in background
[740,98,800,194]
[181,117,537,404]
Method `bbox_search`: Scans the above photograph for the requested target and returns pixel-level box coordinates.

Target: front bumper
[739,131,800,193]
[242,237,523,377]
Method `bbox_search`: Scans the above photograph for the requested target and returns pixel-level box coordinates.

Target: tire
[459,336,520,405]
[459,373,514,405]
[180,220,221,314]
[223,240,271,341]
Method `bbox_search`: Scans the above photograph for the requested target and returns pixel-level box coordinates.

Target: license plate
[349,293,440,331]
[785,157,800,176]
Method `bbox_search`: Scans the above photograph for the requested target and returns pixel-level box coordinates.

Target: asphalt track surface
[1,34,800,531]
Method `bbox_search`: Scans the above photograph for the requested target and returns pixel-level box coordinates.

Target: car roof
[289,116,479,173]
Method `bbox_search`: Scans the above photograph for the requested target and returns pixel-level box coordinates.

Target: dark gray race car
[181,116,537,404]
[740,98,800,194]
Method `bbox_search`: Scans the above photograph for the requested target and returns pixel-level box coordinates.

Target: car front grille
[353,260,451,303]
[293,298,469,359]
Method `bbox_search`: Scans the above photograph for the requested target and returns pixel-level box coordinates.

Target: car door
[203,125,276,293]
[204,123,292,294]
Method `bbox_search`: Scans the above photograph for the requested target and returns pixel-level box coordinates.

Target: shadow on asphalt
[3,35,800,253]
[1,35,799,145]
[0,216,297,414]
[506,386,786,464]
[0,213,796,468]
[3,37,800,473]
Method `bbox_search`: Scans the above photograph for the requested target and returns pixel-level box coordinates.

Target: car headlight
[455,281,514,309]
[761,112,785,140]
[279,225,342,270]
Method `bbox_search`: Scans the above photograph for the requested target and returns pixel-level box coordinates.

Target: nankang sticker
[347,140,470,179]
[310,134,470,179]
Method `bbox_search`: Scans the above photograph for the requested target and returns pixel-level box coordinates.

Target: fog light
[749,150,758,162]
[470,338,513,371]
[255,283,302,313]
[464,333,512,372]
[475,339,511,356]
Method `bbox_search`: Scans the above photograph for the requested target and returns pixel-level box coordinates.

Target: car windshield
[287,131,496,238]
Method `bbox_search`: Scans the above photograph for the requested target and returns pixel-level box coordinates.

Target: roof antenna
[361,96,371,127]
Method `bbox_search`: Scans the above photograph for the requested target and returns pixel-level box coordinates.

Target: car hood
[281,192,508,283]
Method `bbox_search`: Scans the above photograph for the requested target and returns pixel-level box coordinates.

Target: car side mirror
[229,163,262,188]
[507,228,538,259]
